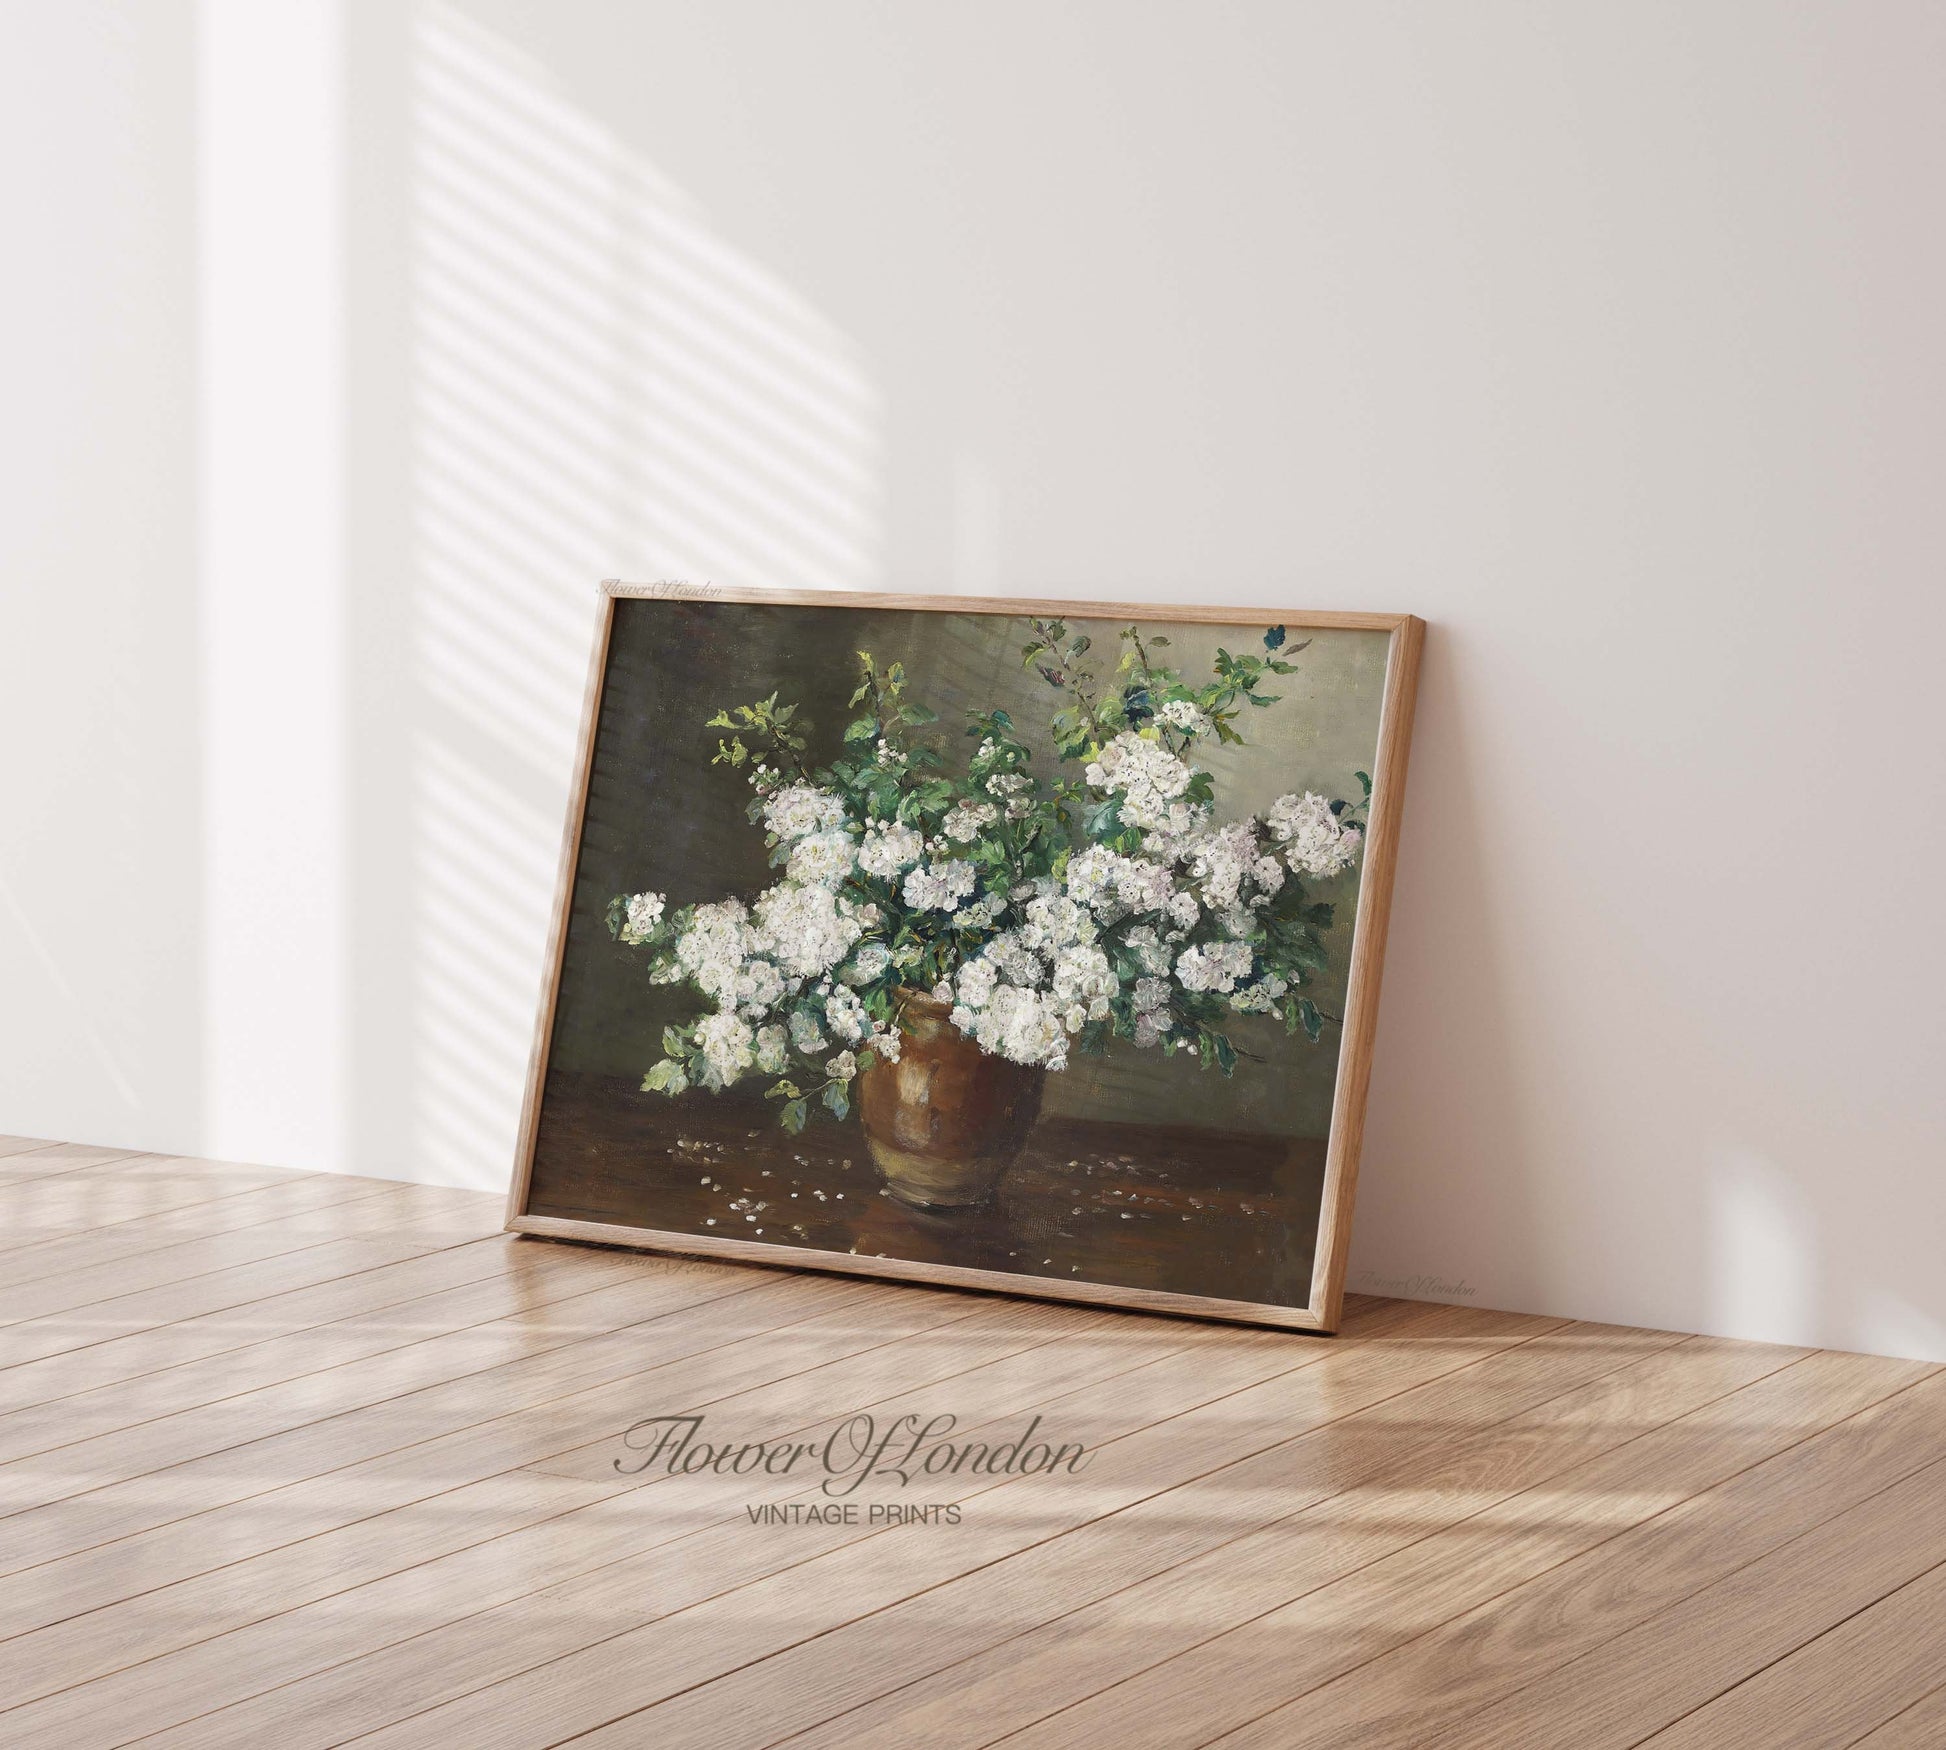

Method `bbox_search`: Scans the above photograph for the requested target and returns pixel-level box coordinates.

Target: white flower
[1125,925,1172,975]
[825,1049,858,1082]
[844,942,892,985]
[786,829,856,887]
[674,899,758,1004]
[753,882,862,979]
[902,859,978,913]
[1175,940,1254,994]
[1065,845,1174,918]
[1021,894,1096,953]
[984,931,1045,988]
[1215,904,1256,939]
[1166,890,1200,932]
[1063,845,1118,910]
[1140,798,1215,858]
[1050,943,1115,1018]
[1133,976,1171,1013]
[868,1025,902,1064]
[788,1007,826,1054]
[874,739,908,771]
[730,957,786,1016]
[1185,821,1261,912]
[985,772,1030,797]
[1158,699,1209,736]
[694,1012,755,1088]
[943,800,999,842]
[755,1025,789,1074]
[617,892,665,945]
[1265,791,1362,879]
[762,784,847,842]
[824,986,869,1044]
[857,820,925,879]
[1084,732,1196,831]
[956,957,1000,1010]
[1118,859,1177,916]
[951,983,1071,1071]
[956,892,1006,930]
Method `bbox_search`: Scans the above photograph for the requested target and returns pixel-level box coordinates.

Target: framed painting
[507,583,1423,1332]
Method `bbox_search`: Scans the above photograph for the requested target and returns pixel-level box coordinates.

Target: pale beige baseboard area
[2,1135,1942,1748]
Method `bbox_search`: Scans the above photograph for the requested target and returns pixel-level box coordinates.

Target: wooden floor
[1,1142,1942,1749]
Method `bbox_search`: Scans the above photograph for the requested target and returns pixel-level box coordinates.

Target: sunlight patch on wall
[1708,1148,1818,1348]
[404,4,881,1183]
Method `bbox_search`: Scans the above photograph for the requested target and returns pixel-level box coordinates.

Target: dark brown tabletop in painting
[527,1070,1326,1309]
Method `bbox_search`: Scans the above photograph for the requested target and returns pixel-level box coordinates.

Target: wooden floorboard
[0,1155,313,1255]
[1852,1683,1946,1747]
[0,1148,1939,1749]
[0,1144,156,1189]
[767,1328,1795,1750]
[1636,1558,1946,1749]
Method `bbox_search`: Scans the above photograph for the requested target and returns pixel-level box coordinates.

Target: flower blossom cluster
[616,891,664,945]
[937,884,1122,1071]
[1265,790,1363,879]
[1083,731,1197,832]
[902,859,978,912]
[613,626,1368,1129]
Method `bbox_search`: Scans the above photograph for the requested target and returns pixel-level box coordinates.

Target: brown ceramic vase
[855,989,1045,1208]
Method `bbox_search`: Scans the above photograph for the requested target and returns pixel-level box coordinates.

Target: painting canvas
[509,584,1422,1331]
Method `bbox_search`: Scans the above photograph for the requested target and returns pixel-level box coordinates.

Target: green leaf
[764,1079,802,1100]
[1298,998,1324,1043]
[642,1060,688,1095]
[780,1099,809,1135]
[1148,635,1170,647]
[821,1082,850,1120]
[899,703,938,724]
[662,1026,688,1057]
[844,717,878,743]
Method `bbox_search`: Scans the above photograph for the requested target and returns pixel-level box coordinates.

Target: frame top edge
[598,580,1416,632]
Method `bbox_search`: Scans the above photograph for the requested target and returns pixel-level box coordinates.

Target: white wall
[4,0,1943,1358]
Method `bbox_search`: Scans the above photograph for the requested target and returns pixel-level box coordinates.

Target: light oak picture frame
[507,582,1423,1333]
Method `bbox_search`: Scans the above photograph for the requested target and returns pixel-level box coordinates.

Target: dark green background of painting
[545,598,1389,1138]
